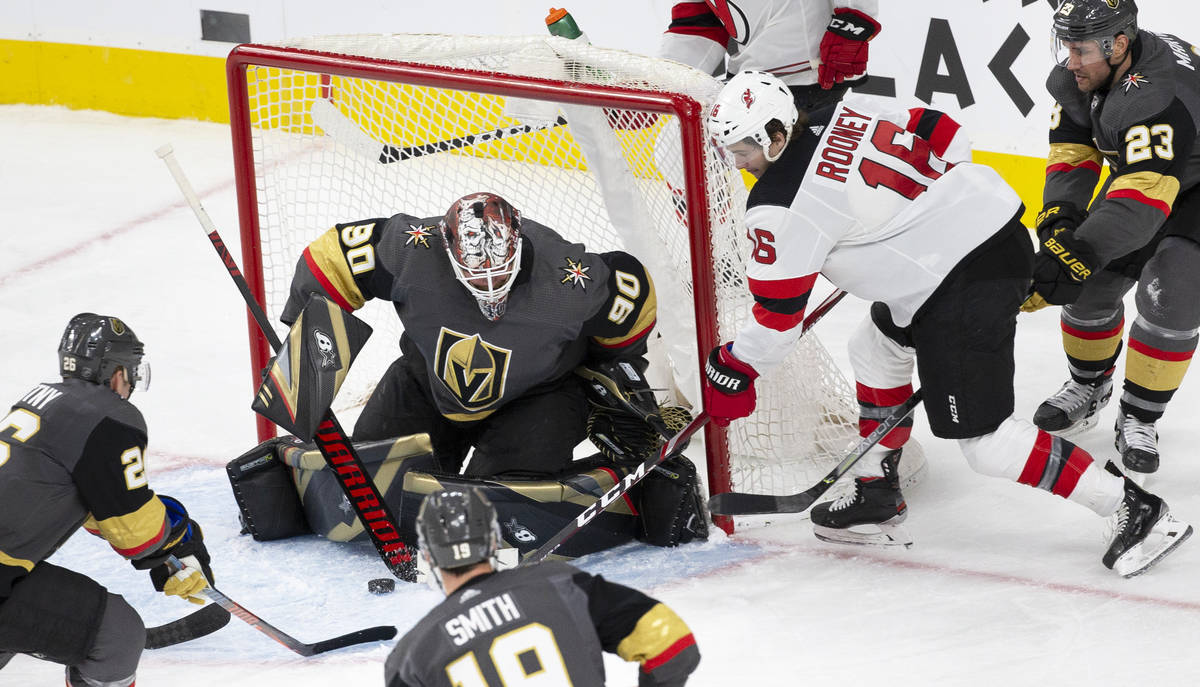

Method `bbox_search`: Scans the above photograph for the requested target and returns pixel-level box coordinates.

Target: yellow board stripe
[0,39,227,121]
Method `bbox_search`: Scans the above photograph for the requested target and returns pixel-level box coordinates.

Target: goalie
[227,192,707,557]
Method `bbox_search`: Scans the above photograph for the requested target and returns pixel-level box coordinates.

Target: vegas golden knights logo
[434,328,511,411]
[1104,0,1120,9]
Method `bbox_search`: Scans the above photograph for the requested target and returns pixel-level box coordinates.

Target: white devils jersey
[660,0,878,86]
[730,99,1024,373]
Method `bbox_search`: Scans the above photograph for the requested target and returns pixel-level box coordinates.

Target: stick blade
[145,604,232,649]
[305,625,398,656]
[707,491,817,516]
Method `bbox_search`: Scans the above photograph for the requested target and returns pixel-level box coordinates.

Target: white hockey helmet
[707,70,799,162]
[440,192,523,321]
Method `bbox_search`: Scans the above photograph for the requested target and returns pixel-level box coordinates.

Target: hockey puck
[368,578,396,595]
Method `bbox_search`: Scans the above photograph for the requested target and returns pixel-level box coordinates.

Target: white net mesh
[233,34,859,504]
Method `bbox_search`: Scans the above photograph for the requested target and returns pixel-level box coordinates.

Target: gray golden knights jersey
[384,561,699,687]
[729,98,1022,374]
[0,379,172,596]
[1046,29,1200,264]
[282,214,656,422]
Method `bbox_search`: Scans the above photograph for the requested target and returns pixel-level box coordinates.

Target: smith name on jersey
[1046,29,1200,265]
[0,379,174,596]
[730,98,1023,374]
[282,214,656,422]
[384,561,698,687]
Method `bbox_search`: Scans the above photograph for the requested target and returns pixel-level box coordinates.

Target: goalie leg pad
[638,456,709,547]
[226,437,312,541]
[0,563,109,667]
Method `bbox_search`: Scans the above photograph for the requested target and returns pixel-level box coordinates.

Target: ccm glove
[133,495,214,604]
[1023,229,1100,310]
[818,8,881,89]
[703,344,759,427]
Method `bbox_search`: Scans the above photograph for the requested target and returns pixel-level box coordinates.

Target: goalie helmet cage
[226,35,859,533]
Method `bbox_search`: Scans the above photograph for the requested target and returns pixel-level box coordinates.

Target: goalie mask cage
[227,35,858,533]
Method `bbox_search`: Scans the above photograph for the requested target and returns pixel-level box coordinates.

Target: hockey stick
[165,557,396,656]
[156,144,418,582]
[523,411,709,565]
[308,98,567,164]
[708,389,923,516]
[144,604,231,649]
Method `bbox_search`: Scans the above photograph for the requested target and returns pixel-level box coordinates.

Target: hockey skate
[811,449,911,548]
[1114,408,1158,485]
[1102,461,1191,577]
[1033,376,1113,435]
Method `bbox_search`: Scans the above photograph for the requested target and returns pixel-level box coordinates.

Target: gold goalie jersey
[1045,29,1200,265]
[281,214,656,421]
[730,98,1022,374]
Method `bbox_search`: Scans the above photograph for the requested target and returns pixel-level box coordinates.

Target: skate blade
[1044,413,1101,439]
[813,522,913,549]
[1113,514,1193,578]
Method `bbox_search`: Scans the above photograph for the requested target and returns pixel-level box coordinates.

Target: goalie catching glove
[818,8,881,89]
[703,344,759,426]
[133,495,213,605]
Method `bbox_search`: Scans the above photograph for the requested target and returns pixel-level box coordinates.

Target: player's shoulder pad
[1099,34,1187,131]
[56,380,146,436]
[747,105,837,212]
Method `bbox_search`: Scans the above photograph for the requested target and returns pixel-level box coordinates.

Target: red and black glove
[818,8,881,89]
[703,344,759,427]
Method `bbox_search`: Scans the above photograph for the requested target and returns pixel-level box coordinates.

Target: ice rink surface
[3,105,1200,685]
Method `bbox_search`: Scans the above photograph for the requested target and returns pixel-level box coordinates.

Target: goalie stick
[165,557,396,656]
[708,390,923,516]
[308,98,566,165]
[145,604,231,649]
[156,144,418,582]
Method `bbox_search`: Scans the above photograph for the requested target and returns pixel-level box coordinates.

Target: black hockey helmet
[1052,0,1138,65]
[416,488,500,571]
[58,313,150,391]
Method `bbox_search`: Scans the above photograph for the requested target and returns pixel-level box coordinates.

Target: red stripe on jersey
[1061,319,1124,341]
[747,274,817,299]
[905,108,924,134]
[926,117,961,158]
[302,247,355,312]
[111,520,169,559]
[1129,337,1195,362]
[594,319,657,349]
[1051,446,1092,498]
[595,466,639,515]
[642,633,697,673]
[667,2,728,44]
[1018,430,1054,487]
[1046,160,1103,176]
[752,303,805,332]
[855,382,915,407]
[1106,188,1172,217]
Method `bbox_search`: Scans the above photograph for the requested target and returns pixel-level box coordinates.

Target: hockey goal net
[227,34,859,531]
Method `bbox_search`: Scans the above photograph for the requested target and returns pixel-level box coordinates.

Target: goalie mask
[417,488,501,590]
[707,70,799,163]
[440,193,523,321]
[58,313,150,393]
[1052,0,1137,67]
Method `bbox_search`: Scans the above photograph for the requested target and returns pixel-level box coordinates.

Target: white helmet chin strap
[763,130,791,163]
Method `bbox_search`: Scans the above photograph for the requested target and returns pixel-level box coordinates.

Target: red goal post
[225,35,859,533]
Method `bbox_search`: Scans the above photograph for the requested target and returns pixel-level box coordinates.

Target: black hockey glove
[1023,228,1099,311]
[1034,201,1087,244]
[133,495,214,603]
